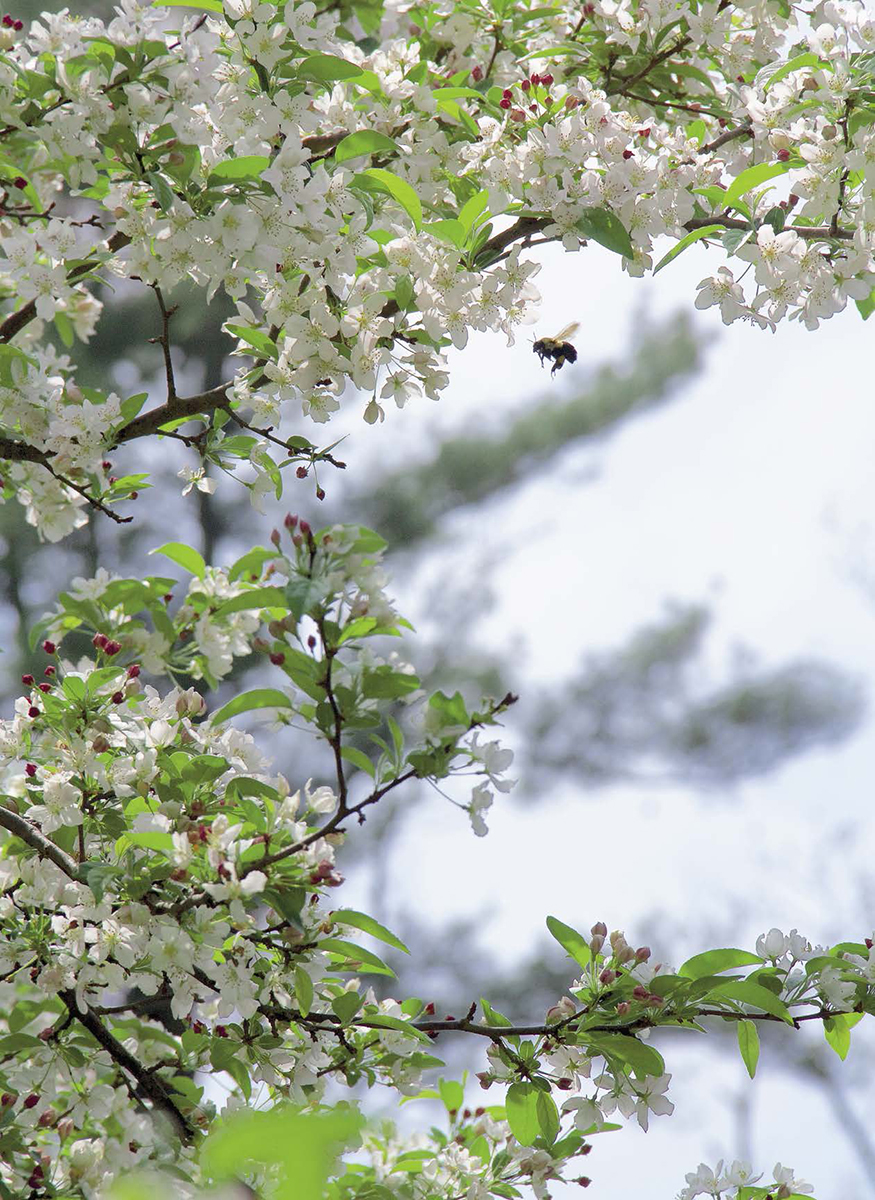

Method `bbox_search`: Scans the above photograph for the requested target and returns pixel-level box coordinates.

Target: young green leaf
[736,1019,759,1078]
[330,909,410,954]
[546,916,591,970]
[334,131,400,163]
[505,1082,540,1146]
[678,949,763,980]
[575,207,634,258]
[212,688,293,724]
[151,541,206,579]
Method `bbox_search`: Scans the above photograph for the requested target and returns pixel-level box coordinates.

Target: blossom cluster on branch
[2,0,875,534]
[0,518,868,1197]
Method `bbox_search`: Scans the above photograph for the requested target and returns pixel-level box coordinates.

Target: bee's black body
[532,323,580,376]
[533,338,578,375]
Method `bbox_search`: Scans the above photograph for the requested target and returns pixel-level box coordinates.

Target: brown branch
[0,806,85,882]
[317,619,349,816]
[683,215,853,241]
[149,284,178,403]
[621,90,728,118]
[699,123,753,155]
[59,990,195,1142]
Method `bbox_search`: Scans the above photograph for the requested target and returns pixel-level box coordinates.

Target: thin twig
[149,284,178,403]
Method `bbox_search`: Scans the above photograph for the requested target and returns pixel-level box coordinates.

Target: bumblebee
[533,322,580,376]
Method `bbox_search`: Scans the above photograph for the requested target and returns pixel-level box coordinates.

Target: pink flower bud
[616,1001,631,1015]
[591,922,607,938]
[599,968,616,984]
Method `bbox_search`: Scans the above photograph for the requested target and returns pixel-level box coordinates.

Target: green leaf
[151,541,206,579]
[705,981,793,1023]
[208,155,269,183]
[295,965,314,1017]
[505,1083,540,1146]
[339,745,376,778]
[759,51,825,92]
[285,576,326,621]
[546,916,591,970]
[588,1033,665,1079]
[331,991,364,1025]
[439,1078,464,1113]
[213,587,288,617]
[423,218,467,248]
[678,949,763,980]
[53,310,75,348]
[575,206,634,257]
[331,909,409,954]
[458,189,489,235]
[146,171,176,211]
[723,161,790,208]
[225,323,279,359]
[736,1019,759,1078]
[352,168,422,230]
[200,1105,364,1200]
[653,224,723,274]
[298,54,364,82]
[212,688,293,724]
[823,1012,862,1061]
[536,1090,560,1144]
[319,937,396,977]
[334,131,400,163]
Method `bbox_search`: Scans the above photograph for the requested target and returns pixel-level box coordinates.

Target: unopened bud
[768,130,790,151]
[599,968,616,985]
[591,922,607,938]
[636,946,651,962]
[616,1001,631,1015]
[589,934,604,955]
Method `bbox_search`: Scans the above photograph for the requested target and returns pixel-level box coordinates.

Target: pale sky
[333,236,875,1198]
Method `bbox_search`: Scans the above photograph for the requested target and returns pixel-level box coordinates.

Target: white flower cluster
[679,1158,813,1199]
[3,0,875,536]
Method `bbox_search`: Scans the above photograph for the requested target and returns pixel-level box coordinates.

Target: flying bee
[532,322,580,376]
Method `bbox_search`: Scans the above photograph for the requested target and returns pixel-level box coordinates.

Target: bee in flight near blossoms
[532,322,580,376]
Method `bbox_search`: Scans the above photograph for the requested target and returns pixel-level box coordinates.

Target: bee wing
[552,321,580,342]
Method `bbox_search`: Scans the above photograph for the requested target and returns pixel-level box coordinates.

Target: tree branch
[683,215,853,241]
[59,990,195,1142]
[0,805,85,882]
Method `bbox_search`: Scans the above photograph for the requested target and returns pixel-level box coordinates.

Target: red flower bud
[776,148,790,161]
[37,682,51,693]
[23,1093,39,1109]
[44,666,55,676]
[21,674,34,685]
[622,149,634,159]
[12,176,27,189]
[510,109,526,122]
[25,763,36,777]
[111,691,124,705]
[541,73,554,86]
[530,73,541,85]
[104,640,121,656]
[499,97,511,109]
[270,652,285,666]
[42,640,56,654]
[127,664,140,678]
[471,65,483,81]
[521,79,530,92]
[28,706,40,718]
[316,486,326,501]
